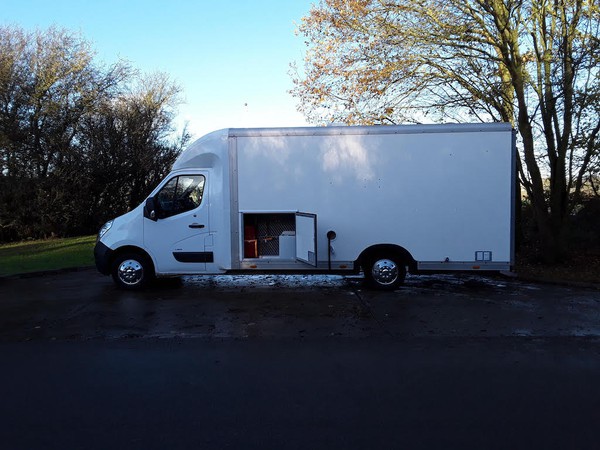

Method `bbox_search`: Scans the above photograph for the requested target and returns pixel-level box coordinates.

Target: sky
[1,0,314,139]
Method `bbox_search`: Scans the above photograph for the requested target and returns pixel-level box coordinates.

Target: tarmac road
[0,270,599,341]
[0,270,599,449]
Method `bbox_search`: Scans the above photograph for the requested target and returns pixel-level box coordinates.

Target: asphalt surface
[1,270,599,341]
[0,270,599,449]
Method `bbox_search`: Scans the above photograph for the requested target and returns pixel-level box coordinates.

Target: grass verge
[0,235,96,277]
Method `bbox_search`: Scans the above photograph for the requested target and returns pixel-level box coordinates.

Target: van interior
[242,213,296,259]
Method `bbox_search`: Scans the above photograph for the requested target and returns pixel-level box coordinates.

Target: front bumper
[94,241,114,275]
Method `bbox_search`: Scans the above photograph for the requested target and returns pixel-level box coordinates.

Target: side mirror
[144,197,158,221]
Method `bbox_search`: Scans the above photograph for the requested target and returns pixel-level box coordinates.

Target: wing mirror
[144,197,158,221]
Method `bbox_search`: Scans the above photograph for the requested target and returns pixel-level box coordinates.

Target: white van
[94,123,515,290]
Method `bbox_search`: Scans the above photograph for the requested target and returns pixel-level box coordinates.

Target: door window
[156,175,205,218]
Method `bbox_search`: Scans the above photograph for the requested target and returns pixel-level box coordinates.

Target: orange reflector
[249,265,257,269]
[339,264,347,269]
[472,265,480,269]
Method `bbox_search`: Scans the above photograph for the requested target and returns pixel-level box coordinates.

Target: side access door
[295,212,317,267]
[143,172,213,274]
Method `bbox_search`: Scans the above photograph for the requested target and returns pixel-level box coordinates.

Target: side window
[156,175,205,219]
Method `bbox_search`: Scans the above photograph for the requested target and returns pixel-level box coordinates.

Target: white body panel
[100,123,515,276]
[234,125,514,267]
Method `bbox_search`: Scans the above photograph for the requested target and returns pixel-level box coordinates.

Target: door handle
[189,223,205,229]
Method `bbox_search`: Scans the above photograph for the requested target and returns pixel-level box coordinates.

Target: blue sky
[1,0,314,138]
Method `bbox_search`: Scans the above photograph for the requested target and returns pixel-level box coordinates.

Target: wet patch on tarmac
[0,269,599,341]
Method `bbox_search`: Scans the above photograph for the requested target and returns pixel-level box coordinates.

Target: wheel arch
[358,244,416,273]
[110,245,156,275]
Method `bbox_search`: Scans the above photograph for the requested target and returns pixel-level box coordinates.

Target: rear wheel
[111,252,154,290]
[364,255,407,290]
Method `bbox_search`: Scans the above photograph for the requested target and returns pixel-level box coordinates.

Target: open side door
[295,212,317,267]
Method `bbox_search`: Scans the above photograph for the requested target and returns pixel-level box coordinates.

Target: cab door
[143,172,212,274]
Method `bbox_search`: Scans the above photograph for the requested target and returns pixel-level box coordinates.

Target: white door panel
[144,173,211,274]
[296,212,317,266]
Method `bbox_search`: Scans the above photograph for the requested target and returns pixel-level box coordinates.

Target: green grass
[0,235,96,276]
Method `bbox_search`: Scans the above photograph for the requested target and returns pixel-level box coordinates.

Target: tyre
[364,255,407,290]
[111,252,154,290]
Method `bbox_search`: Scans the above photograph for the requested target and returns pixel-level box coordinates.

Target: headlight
[97,220,114,241]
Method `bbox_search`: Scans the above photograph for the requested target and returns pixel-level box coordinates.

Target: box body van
[94,123,515,289]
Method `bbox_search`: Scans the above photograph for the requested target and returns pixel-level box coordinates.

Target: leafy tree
[0,26,127,240]
[0,26,128,178]
[0,26,187,241]
[292,0,600,262]
[80,73,190,228]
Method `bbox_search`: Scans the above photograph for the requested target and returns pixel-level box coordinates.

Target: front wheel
[364,256,406,290]
[111,252,154,290]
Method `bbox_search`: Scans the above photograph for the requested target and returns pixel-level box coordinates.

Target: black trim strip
[173,252,214,263]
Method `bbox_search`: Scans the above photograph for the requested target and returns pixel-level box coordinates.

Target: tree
[80,73,190,229]
[0,26,187,241]
[0,26,128,178]
[0,26,129,239]
[292,0,600,262]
